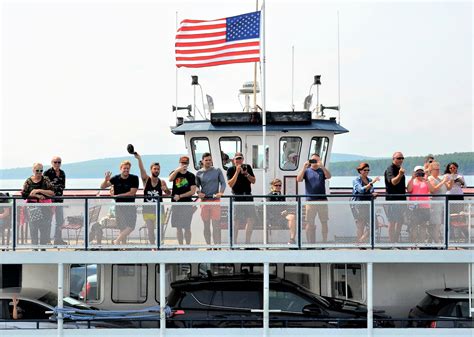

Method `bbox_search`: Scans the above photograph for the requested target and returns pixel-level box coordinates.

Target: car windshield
[417,294,449,315]
[37,291,58,307]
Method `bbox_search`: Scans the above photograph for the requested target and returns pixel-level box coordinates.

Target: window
[155,264,191,303]
[219,137,241,171]
[308,137,329,165]
[180,290,213,308]
[70,264,100,302]
[241,264,277,275]
[212,290,261,309]
[8,300,50,320]
[112,264,147,303]
[280,137,302,171]
[191,138,210,170]
[269,289,311,312]
[199,263,234,276]
[331,264,363,301]
[284,264,320,294]
[251,144,269,169]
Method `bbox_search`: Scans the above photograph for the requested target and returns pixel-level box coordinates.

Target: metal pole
[12,198,16,251]
[367,262,373,336]
[157,197,161,250]
[337,11,341,124]
[445,196,449,249]
[291,45,295,110]
[57,263,64,337]
[261,0,267,246]
[370,198,375,249]
[160,263,166,337]
[175,11,179,122]
[84,198,89,250]
[263,262,269,337]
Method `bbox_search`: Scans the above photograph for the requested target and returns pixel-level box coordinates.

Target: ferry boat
[1,6,473,337]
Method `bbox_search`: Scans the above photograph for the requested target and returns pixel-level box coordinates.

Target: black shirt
[110,174,139,202]
[171,171,196,202]
[384,164,406,201]
[43,168,66,202]
[267,191,285,202]
[226,165,255,201]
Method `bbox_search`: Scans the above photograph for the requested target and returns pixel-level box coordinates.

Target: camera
[415,171,424,177]
[241,164,247,171]
[309,159,318,164]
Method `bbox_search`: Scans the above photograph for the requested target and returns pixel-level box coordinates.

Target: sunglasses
[35,169,43,173]
[235,157,243,160]
[395,157,405,160]
[362,169,370,172]
[53,161,61,164]
[273,184,282,187]
[180,162,189,165]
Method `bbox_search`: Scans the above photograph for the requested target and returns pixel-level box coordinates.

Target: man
[43,156,66,245]
[297,153,331,243]
[283,152,298,170]
[169,156,197,245]
[134,153,170,246]
[100,160,139,245]
[196,152,226,245]
[226,152,256,244]
[384,151,407,243]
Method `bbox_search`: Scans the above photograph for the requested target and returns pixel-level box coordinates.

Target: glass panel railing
[301,200,371,248]
[448,200,474,247]
[374,200,445,248]
[0,203,13,250]
[160,201,230,249]
[232,201,299,248]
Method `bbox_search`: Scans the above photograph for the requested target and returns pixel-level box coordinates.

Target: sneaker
[288,239,296,245]
[53,239,67,245]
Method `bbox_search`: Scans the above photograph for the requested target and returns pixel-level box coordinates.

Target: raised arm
[134,153,149,183]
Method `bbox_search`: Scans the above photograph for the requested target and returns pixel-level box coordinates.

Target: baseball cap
[413,165,424,172]
[234,152,244,159]
[179,156,190,164]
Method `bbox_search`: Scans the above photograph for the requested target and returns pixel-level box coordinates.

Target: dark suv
[167,273,392,328]
[408,287,473,328]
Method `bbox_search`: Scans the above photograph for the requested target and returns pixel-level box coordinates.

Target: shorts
[171,204,195,229]
[200,200,221,222]
[305,203,329,225]
[143,213,157,222]
[430,204,444,224]
[115,204,137,231]
[233,203,257,227]
[411,207,430,225]
[384,204,406,224]
[350,203,370,225]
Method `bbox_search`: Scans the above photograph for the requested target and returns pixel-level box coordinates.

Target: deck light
[191,75,199,85]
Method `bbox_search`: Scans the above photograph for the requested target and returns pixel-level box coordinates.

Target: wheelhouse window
[252,144,269,169]
[284,263,321,294]
[219,137,241,171]
[241,263,277,275]
[280,137,302,171]
[112,264,147,303]
[332,264,363,301]
[199,263,235,276]
[190,137,210,170]
[69,264,100,302]
[308,137,329,165]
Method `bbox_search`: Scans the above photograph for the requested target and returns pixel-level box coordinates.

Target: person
[426,161,450,243]
[43,156,67,245]
[297,153,331,243]
[444,162,467,241]
[169,156,197,245]
[226,152,256,244]
[351,163,380,243]
[100,160,139,245]
[283,153,298,170]
[196,152,226,245]
[11,295,22,319]
[407,166,431,243]
[21,163,55,246]
[221,152,231,171]
[423,154,435,176]
[0,193,12,245]
[134,153,170,246]
[267,178,297,244]
[384,152,407,243]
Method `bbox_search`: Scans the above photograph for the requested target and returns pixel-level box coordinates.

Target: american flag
[175,11,261,68]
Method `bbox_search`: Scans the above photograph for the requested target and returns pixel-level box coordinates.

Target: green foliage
[329,152,474,176]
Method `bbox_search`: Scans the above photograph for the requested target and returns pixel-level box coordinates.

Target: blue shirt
[351,176,374,201]
[303,168,327,200]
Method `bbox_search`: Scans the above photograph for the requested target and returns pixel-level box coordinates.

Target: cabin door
[245,135,275,196]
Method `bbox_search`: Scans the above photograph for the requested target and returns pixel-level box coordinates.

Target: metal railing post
[57,262,64,337]
[84,198,89,250]
[160,263,166,337]
[445,196,449,250]
[229,196,234,249]
[12,198,16,251]
[297,196,302,249]
[367,262,373,335]
[157,197,161,250]
[370,198,375,249]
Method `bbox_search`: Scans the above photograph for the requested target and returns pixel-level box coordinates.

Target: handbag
[27,198,52,222]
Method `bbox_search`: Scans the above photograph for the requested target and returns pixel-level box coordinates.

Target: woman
[351,163,380,243]
[21,163,55,246]
[444,162,467,241]
[407,166,431,243]
[427,161,451,243]
[267,179,296,245]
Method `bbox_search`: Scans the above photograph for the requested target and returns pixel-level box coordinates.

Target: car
[79,274,98,301]
[408,287,472,328]
[0,287,131,329]
[70,264,97,300]
[166,273,393,328]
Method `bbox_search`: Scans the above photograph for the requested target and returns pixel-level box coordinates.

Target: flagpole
[175,11,179,122]
[253,1,259,110]
[261,1,267,237]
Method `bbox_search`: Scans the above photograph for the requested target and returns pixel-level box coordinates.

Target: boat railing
[0,194,472,250]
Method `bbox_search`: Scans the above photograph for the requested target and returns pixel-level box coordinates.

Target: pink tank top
[409,179,430,208]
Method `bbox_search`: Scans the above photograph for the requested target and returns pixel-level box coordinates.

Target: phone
[241,164,247,171]
[309,159,318,164]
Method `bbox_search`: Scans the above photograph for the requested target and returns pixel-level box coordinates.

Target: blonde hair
[120,160,132,168]
[270,178,282,192]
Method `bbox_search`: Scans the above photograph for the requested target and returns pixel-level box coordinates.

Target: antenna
[443,274,447,289]
[291,45,295,111]
[337,10,341,124]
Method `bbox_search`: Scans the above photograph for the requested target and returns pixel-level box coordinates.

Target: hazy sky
[1,0,472,169]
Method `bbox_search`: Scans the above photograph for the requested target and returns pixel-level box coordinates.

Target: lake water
[1,176,473,190]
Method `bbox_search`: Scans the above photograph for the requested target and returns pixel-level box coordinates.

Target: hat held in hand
[127,144,136,155]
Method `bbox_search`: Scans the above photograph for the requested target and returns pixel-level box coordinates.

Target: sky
[1,0,472,169]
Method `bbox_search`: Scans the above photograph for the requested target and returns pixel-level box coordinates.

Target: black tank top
[144,177,163,202]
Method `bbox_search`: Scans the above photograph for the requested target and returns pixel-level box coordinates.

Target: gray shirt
[196,167,226,199]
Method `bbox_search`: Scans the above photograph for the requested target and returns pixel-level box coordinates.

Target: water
[2,176,473,190]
